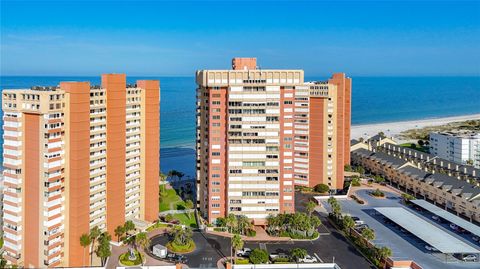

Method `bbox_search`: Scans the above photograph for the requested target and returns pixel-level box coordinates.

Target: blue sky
[1,0,479,76]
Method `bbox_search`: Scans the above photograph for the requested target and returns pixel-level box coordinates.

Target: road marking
[314,253,323,262]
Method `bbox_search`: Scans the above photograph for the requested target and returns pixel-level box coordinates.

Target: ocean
[1,76,479,177]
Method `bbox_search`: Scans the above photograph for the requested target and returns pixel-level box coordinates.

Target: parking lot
[147,192,374,269]
[324,186,480,269]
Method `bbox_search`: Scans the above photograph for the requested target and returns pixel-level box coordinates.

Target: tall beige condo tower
[196,58,351,223]
[1,74,160,267]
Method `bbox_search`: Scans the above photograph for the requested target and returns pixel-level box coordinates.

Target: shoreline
[351,113,480,142]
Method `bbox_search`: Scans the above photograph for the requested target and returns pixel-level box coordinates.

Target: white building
[429,131,480,168]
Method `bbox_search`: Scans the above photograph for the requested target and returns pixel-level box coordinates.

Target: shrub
[213,227,226,232]
[350,195,365,204]
[246,229,256,237]
[273,257,290,263]
[249,248,269,264]
[314,183,329,193]
[166,239,196,253]
[371,189,385,197]
[235,258,250,264]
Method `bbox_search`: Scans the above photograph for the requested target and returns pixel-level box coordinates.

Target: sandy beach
[351,113,480,143]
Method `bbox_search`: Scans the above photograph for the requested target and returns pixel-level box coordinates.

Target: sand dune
[351,113,480,143]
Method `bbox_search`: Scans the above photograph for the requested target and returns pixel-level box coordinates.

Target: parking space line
[314,253,323,263]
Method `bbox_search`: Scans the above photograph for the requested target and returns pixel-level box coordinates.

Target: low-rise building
[429,131,480,168]
[351,148,480,223]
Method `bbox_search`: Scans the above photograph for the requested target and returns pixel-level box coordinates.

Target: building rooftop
[375,207,480,254]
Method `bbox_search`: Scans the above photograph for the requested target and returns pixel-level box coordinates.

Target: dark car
[166,253,188,263]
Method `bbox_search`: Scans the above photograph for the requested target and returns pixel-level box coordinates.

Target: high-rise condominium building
[430,131,480,168]
[1,74,159,267]
[196,58,351,223]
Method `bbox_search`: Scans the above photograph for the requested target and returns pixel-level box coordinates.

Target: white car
[431,215,440,221]
[462,254,478,262]
[472,236,479,242]
[236,248,252,257]
[424,245,438,252]
[299,255,318,263]
[450,223,459,230]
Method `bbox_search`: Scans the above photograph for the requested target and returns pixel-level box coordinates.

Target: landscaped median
[119,250,144,266]
[165,225,196,254]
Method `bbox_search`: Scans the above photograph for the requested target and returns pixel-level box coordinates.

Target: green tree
[328,197,341,218]
[124,220,136,235]
[249,248,268,264]
[342,215,355,236]
[290,248,307,262]
[305,201,317,217]
[355,166,365,175]
[114,225,125,242]
[376,246,392,263]
[170,226,193,246]
[159,171,168,193]
[351,177,361,187]
[314,183,330,193]
[361,227,375,247]
[232,234,244,263]
[135,232,150,264]
[237,215,252,235]
[344,164,352,172]
[96,232,112,266]
[226,213,237,233]
[79,233,91,266]
[89,226,101,265]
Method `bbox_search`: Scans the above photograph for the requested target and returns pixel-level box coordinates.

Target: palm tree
[231,234,244,264]
[171,226,193,246]
[361,227,375,247]
[124,220,136,236]
[114,225,125,242]
[342,215,355,236]
[135,232,150,264]
[96,232,112,266]
[89,226,101,265]
[79,233,91,266]
[237,215,251,235]
[226,213,237,233]
[376,246,392,264]
[159,171,167,193]
[305,201,316,217]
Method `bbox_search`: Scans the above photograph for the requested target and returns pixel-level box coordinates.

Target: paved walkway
[159,209,195,216]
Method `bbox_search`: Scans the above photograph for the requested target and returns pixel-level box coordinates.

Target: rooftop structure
[375,207,479,254]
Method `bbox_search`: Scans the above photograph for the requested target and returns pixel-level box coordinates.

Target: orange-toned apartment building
[196,58,351,223]
[1,74,159,267]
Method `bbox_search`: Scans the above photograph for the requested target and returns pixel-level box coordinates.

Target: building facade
[1,74,160,267]
[196,58,351,223]
[429,131,480,168]
[351,148,480,223]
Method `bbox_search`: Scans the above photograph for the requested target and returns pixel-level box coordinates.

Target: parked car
[166,253,187,263]
[462,254,478,262]
[351,216,360,221]
[472,235,479,242]
[269,252,289,260]
[383,217,393,224]
[355,224,369,231]
[298,255,318,263]
[354,220,365,226]
[431,215,440,221]
[237,248,252,257]
[450,223,459,230]
[424,245,438,252]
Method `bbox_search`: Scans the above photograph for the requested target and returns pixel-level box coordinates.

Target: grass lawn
[172,212,197,228]
[159,188,186,212]
[400,143,429,153]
